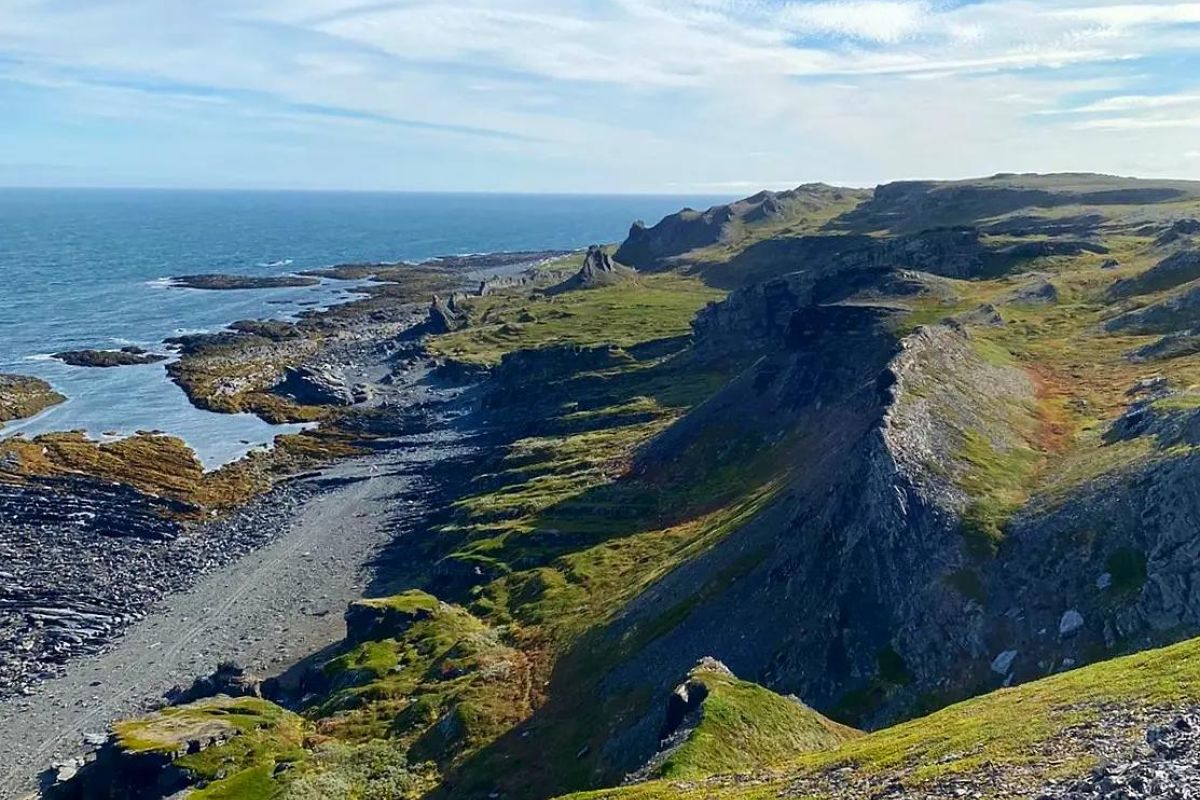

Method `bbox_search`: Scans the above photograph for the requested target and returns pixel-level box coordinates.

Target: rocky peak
[580,244,617,278]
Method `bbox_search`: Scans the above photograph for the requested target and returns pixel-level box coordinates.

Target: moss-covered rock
[0,372,64,427]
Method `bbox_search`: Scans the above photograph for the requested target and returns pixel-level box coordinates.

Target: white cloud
[1046,93,1200,114]
[779,1,933,43]
[3,0,1200,189]
[1052,3,1200,26]
[1072,115,1200,130]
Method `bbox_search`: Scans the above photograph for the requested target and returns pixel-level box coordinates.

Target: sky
[2,0,1200,192]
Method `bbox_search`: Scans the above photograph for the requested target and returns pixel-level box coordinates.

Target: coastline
[0,427,476,799]
[0,249,573,796]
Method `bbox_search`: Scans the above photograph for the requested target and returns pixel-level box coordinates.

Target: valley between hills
[7,173,1200,799]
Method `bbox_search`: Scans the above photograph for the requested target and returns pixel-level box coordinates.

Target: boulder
[273,364,354,406]
[165,661,263,706]
[1012,277,1059,305]
[1059,610,1085,638]
[953,304,1006,328]
[991,650,1019,675]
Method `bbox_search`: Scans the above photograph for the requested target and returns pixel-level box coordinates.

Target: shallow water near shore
[0,188,729,466]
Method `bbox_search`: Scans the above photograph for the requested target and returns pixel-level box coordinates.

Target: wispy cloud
[2,0,1200,189]
[780,1,934,44]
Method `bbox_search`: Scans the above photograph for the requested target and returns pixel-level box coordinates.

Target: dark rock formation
[1129,331,1200,363]
[171,274,319,290]
[485,344,632,408]
[1109,251,1200,300]
[985,213,1106,238]
[840,174,1192,235]
[603,298,1031,772]
[1107,282,1200,335]
[1012,276,1060,305]
[427,294,469,334]
[165,661,263,706]
[1153,219,1200,248]
[53,348,168,368]
[547,246,635,295]
[344,594,438,645]
[227,319,303,341]
[577,245,618,282]
[953,304,1006,328]
[272,364,354,406]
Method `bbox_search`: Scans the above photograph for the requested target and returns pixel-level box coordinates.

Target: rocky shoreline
[0,248,570,797]
[0,375,64,428]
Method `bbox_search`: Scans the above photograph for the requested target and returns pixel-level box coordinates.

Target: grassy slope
[427,272,723,366]
[565,632,1200,800]
[657,667,861,781]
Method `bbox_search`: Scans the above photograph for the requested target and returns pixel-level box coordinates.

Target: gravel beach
[0,427,473,799]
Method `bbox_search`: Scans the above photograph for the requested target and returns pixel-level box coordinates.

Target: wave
[144,277,175,288]
[257,259,294,268]
[23,353,56,362]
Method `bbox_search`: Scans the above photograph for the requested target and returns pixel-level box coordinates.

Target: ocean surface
[0,189,730,467]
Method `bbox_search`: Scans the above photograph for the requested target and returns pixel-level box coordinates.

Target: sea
[0,189,730,468]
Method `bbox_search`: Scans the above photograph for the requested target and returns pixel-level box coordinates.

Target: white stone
[1097,572,1113,590]
[991,649,1018,675]
[1060,609,1085,637]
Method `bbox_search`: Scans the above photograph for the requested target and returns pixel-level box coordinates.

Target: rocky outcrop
[1106,282,1200,335]
[344,591,440,644]
[547,246,635,294]
[614,184,860,270]
[839,174,1193,234]
[1040,713,1200,799]
[485,344,632,409]
[595,294,1037,778]
[0,373,64,426]
[427,293,470,333]
[1129,331,1200,363]
[165,661,263,705]
[171,273,319,290]
[1108,251,1200,300]
[1012,276,1060,305]
[53,348,168,368]
[1153,219,1200,248]
[272,364,354,406]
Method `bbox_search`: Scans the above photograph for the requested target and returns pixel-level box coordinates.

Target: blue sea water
[0,189,729,468]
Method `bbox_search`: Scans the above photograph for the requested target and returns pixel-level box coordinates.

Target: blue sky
[2,0,1200,192]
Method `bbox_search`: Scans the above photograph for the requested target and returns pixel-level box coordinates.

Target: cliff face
[587,305,1036,776]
